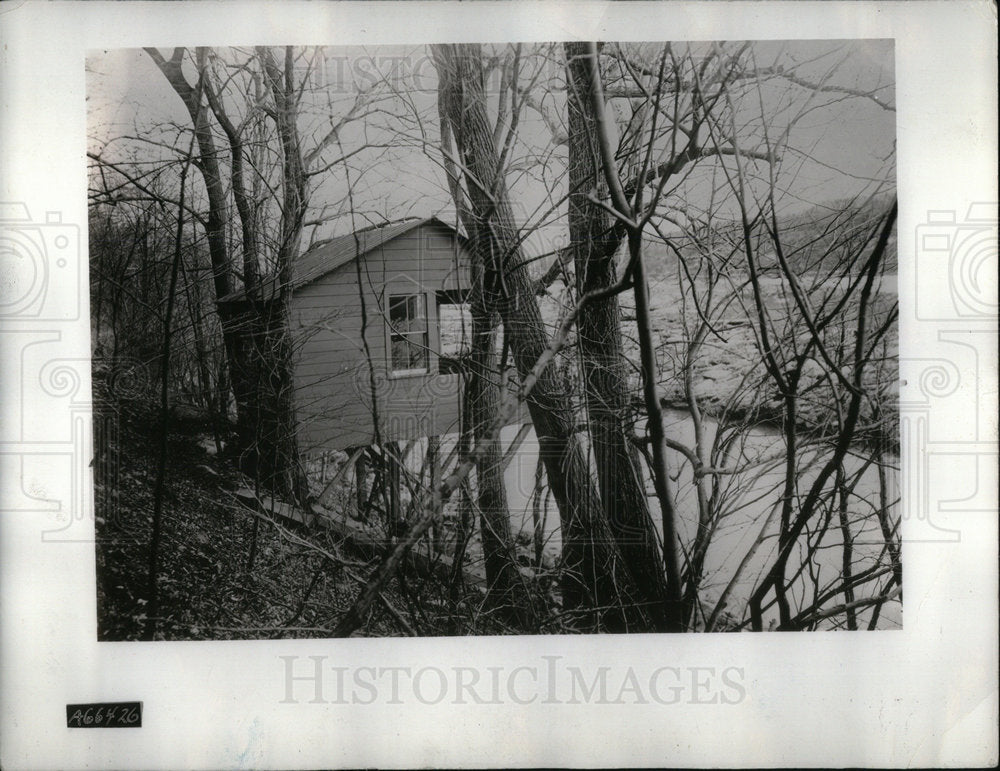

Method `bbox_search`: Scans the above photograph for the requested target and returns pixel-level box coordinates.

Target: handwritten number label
[66,702,142,728]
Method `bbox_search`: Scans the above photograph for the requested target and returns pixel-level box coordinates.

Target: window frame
[385,291,432,378]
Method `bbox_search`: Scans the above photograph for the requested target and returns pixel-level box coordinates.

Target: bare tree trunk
[836,464,857,630]
[201,47,261,290]
[145,129,196,641]
[257,45,310,504]
[468,310,536,627]
[434,43,645,630]
[144,47,269,492]
[582,42,685,630]
[146,46,309,505]
[565,41,675,631]
[143,49,232,302]
[449,375,476,623]
[436,69,535,628]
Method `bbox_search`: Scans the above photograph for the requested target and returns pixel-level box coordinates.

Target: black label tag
[66,702,142,728]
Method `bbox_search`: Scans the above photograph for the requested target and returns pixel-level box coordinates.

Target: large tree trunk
[468,310,536,627]
[144,48,261,478]
[146,46,310,505]
[436,81,535,628]
[257,45,311,505]
[433,44,647,631]
[143,49,232,302]
[564,42,675,631]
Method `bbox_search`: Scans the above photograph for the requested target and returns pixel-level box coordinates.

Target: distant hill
[642,195,897,284]
[762,195,898,275]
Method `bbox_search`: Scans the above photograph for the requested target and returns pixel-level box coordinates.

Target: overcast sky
[87,40,895,257]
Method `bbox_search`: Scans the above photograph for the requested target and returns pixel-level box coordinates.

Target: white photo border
[1,1,997,768]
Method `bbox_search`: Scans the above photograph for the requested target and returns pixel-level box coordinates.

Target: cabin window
[388,293,430,375]
[436,289,471,375]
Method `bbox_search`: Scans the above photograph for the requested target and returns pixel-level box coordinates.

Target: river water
[496,408,901,631]
[325,401,901,630]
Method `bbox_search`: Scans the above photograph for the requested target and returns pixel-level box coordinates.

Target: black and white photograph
[87,40,900,639]
[1,1,996,768]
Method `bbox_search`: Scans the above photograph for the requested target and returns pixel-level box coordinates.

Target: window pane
[389,293,426,333]
[389,294,429,372]
[389,295,409,324]
[390,335,409,370]
[391,332,429,371]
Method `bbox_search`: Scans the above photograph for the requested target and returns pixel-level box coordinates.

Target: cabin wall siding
[290,222,470,451]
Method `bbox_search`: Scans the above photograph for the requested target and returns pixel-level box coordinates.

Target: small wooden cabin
[219,217,477,453]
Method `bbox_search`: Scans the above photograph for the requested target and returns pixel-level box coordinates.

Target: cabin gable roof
[218,216,466,304]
